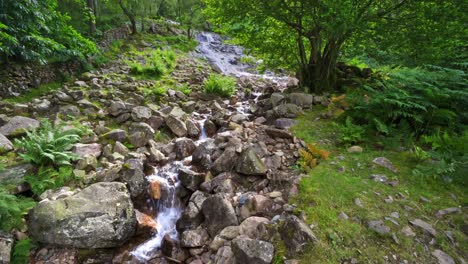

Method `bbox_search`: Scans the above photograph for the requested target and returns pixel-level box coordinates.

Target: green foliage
[335,117,365,145]
[11,238,36,264]
[14,120,84,167]
[345,66,468,137]
[25,166,75,195]
[203,74,236,98]
[154,35,198,52]
[2,82,62,104]
[0,0,97,64]
[0,189,36,232]
[127,49,176,78]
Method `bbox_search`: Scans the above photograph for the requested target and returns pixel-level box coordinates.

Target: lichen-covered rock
[236,147,267,176]
[28,182,136,248]
[211,149,239,176]
[231,237,274,264]
[0,116,39,137]
[281,215,318,256]
[166,115,187,137]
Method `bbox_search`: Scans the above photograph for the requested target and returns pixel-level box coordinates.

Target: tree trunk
[87,0,96,35]
[119,0,137,34]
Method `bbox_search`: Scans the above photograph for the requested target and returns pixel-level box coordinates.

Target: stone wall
[0,25,130,100]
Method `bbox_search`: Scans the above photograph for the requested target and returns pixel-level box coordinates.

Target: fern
[11,238,36,264]
[299,143,330,171]
[14,120,83,168]
[0,189,36,232]
[25,166,74,195]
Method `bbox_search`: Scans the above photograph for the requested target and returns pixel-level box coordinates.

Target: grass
[2,82,62,104]
[290,108,467,263]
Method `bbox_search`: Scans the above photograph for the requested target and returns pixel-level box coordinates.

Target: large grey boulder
[281,215,318,256]
[211,149,239,176]
[28,182,136,248]
[231,237,274,264]
[166,115,187,137]
[273,104,303,118]
[0,134,13,153]
[0,116,39,137]
[202,195,238,236]
[236,147,267,176]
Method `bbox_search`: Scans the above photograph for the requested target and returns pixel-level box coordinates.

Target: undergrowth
[204,74,236,97]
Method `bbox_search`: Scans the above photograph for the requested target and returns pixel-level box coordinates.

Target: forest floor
[288,108,467,264]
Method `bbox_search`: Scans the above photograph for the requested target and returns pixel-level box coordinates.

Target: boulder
[231,237,274,264]
[240,217,269,239]
[0,116,40,137]
[59,105,81,117]
[186,119,201,138]
[179,169,204,191]
[289,93,314,108]
[177,191,207,231]
[181,228,209,248]
[128,123,154,148]
[210,226,240,251]
[102,129,127,142]
[273,104,303,118]
[270,93,285,107]
[174,138,196,160]
[281,215,318,256]
[119,159,146,198]
[28,182,136,248]
[166,115,187,137]
[236,147,267,176]
[0,134,13,153]
[265,127,293,139]
[192,139,216,170]
[73,143,102,158]
[214,246,235,264]
[202,195,238,236]
[211,149,239,176]
[131,106,152,121]
[108,101,128,117]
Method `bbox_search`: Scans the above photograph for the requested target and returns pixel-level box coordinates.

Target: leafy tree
[204,0,464,93]
[0,0,97,64]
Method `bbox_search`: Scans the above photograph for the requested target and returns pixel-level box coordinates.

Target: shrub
[0,189,36,232]
[204,74,236,97]
[25,166,75,195]
[14,120,83,168]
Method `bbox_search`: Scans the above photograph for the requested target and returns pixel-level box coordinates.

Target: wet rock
[274,118,297,129]
[367,220,391,235]
[281,215,318,256]
[175,138,196,159]
[102,129,127,142]
[161,235,189,263]
[211,149,239,176]
[192,139,216,170]
[202,195,238,236]
[214,246,235,264]
[204,119,217,136]
[435,207,460,219]
[273,103,303,118]
[265,127,293,139]
[0,116,40,137]
[73,143,102,158]
[149,180,161,200]
[166,115,187,137]
[231,237,274,264]
[119,159,146,198]
[179,169,204,191]
[373,157,398,173]
[28,182,136,248]
[181,228,209,248]
[0,134,13,153]
[0,231,13,264]
[236,147,267,176]
[432,249,455,264]
[409,219,437,236]
[177,191,207,231]
[135,210,158,234]
[186,119,201,138]
[131,106,152,121]
[239,217,269,239]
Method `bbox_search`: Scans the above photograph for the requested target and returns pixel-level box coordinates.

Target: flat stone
[0,116,40,137]
[435,207,460,219]
[265,127,293,139]
[432,249,455,264]
[409,219,437,236]
[367,220,391,235]
[73,143,102,158]
[274,118,297,129]
[373,157,398,173]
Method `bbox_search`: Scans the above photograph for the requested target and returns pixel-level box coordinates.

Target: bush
[14,120,83,168]
[204,74,236,97]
